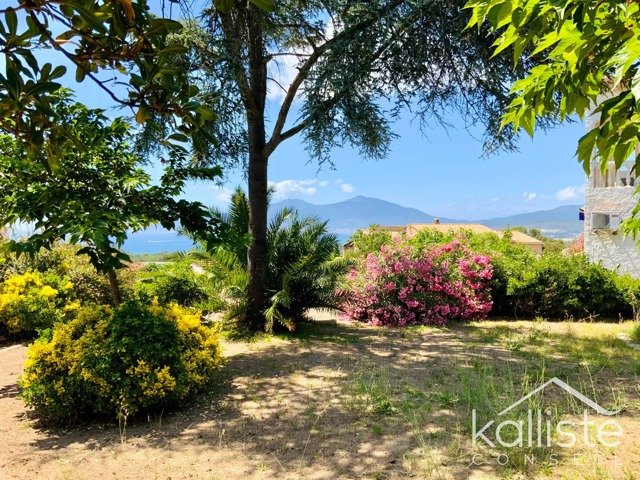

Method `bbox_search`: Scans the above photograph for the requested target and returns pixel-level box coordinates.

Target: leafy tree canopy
[0,92,222,277]
[467,0,640,174]
[0,0,221,170]
[160,0,546,168]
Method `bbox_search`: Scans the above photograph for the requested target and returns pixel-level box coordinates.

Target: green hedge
[20,300,222,420]
[354,228,640,320]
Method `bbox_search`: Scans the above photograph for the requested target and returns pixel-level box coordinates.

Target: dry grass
[1,317,639,479]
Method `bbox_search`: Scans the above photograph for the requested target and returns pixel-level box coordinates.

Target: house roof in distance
[383,223,544,247]
[501,230,544,246]
[405,223,494,236]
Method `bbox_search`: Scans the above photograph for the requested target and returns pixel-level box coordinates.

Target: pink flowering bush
[338,240,493,327]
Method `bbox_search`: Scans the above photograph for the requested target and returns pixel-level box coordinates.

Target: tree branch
[265,0,404,156]
[277,118,312,145]
[219,10,255,112]
[27,11,133,108]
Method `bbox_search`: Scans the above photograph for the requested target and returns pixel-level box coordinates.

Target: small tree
[0,93,221,304]
[150,0,545,330]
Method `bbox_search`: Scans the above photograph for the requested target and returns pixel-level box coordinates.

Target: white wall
[584,183,640,277]
[583,87,640,277]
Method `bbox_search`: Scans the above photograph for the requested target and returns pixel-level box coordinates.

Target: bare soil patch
[1,318,639,479]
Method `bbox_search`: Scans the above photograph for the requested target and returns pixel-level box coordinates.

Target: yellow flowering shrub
[20,300,222,420]
[0,242,137,306]
[0,271,72,336]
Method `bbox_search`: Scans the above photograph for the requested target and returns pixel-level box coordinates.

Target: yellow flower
[127,360,176,399]
[148,298,163,317]
[64,301,81,312]
[166,303,201,332]
[39,285,58,298]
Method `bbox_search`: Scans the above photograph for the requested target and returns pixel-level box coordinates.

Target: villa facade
[583,92,640,277]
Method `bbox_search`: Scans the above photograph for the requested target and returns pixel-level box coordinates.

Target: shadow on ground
[3,320,639,480]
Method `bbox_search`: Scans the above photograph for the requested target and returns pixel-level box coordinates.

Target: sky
[46,68,590,221]
[180,105,587,221]
[7,6,589,222]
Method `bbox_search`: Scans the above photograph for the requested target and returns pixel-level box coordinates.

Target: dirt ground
[1,317,639,480]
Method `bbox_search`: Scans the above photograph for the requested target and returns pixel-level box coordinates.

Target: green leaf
[75,66,87,83]
[632,71,640,102]
[249,0,276,12]
[5,8,18,36]
[158,45,188,60]
[25,82,61,96]
[576,128,598,169]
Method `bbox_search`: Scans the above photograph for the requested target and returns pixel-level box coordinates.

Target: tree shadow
[12,320,639,480]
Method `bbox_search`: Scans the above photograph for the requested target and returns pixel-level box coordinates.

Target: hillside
[271,196,582,239]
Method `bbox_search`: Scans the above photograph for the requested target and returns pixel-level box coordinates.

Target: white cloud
[340,183,355,193]
[268,178,329,199]
[212,186,233,203]
[522,191,537,201]
[267,21,339,101]
[555,185,584,201]
[267,53,303,100]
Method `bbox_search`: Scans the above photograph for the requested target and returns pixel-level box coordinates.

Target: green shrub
[0,271,73,336]
[264,209,350,331]
[345,226,394,258]
[507,254,628,319]
[616,275,640,321]
[0,241,134,305]
[135,261,211,308]
[631,323,640,343]
[409,230,633,320]
[20,300,222,420]
[196,187,350,332]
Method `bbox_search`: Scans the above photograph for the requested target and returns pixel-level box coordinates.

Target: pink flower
[338,240,493,327]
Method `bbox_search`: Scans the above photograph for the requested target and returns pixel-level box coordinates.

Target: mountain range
[271,196,583,240]
[123,196,582,253]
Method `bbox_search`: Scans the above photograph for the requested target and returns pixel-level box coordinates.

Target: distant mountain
[271,196,583,241]
[124,197,583,254]
[271,196,458,237]
[481,205,582,239]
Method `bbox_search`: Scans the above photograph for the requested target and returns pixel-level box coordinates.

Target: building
[583,91,640,277]
[347,222,544,254]
[405,223,544,254]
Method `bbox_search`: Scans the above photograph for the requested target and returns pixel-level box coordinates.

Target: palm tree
[194,188,350,332]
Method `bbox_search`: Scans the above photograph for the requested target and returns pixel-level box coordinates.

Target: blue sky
[265,110,586,220]
[7,11,588,222]
[181,103,587,221]
[74,79,587,221]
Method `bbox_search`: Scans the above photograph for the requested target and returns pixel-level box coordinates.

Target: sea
[122,227,195,254]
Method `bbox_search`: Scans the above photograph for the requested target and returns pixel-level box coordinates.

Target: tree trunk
[246,147,268,330]
[107,269,123,306]
[244,5,269,331]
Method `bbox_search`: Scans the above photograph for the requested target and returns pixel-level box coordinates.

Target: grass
[630,322,640,343]
[126,251,179,263]
[7,318,639,480]
[463,320,640,375]
[319,319,640,479]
